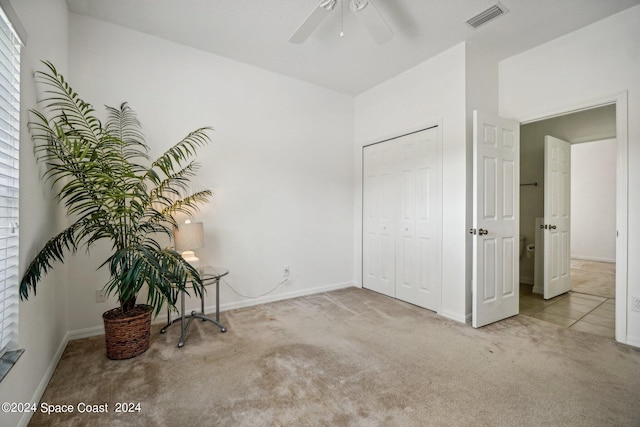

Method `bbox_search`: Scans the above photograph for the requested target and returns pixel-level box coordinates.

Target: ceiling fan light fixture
[350,0,369,13]
[320,0,337,11]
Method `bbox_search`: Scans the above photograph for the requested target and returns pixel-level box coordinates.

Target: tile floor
[520,284,615,338]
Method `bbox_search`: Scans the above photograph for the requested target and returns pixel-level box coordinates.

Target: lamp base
[181,250,200,269]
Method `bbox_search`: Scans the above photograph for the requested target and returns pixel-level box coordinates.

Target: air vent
[466,3,508,29]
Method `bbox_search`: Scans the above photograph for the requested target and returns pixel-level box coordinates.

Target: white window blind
[0,5,20,355]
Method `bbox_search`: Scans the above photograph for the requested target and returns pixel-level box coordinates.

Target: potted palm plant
[20,61,212,359]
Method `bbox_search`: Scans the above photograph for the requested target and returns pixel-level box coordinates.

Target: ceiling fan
[290,0,394,45]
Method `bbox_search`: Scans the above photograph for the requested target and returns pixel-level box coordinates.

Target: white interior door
[363,142,396,297]
[543,135,571,299]
[472,110,520,328]
[395,128,442,310]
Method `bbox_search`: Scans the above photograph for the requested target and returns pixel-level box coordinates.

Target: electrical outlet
[632,296,640,312]
[96,289,108,303]
[283,266,290,278]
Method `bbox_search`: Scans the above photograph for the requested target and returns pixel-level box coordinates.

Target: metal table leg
[160,275,227,347]
[178,286,187,347]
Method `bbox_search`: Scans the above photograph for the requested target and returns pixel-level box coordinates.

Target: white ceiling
[66,0,640,95]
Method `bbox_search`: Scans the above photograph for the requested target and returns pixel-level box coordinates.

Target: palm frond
[20,223,81,299]
[32,61,103,147]
[148,161,201,204]
[150,127,213,177]
[160,190,213,218]
[105,102,149,159]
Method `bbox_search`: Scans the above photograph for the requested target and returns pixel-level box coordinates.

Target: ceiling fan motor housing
[290,0,392,45]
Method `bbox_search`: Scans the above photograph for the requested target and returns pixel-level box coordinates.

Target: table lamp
[173,220,204,269]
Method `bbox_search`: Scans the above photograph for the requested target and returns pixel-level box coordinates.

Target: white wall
[499,5,640,345]
[571,139,616,262]
[354,43,468,321]
[65,14,355,332]
[0,1,69,426]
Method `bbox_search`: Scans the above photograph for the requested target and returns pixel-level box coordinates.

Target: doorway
[518,104,617,338]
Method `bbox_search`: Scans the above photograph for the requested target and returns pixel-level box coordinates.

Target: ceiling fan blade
[289,1,335,44]
[352,0,393,44]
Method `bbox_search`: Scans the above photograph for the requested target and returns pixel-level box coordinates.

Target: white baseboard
[439,309,467,324]
[625,334,640,349]
[520,276,534,285]
[532,285,544,295]
[571,255,615,263]
[218,282,357,312]
[68,325,105,340]
[18,331,71,427]
[68,316,183,339]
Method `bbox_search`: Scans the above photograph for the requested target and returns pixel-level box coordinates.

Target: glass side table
[160,266,228,347]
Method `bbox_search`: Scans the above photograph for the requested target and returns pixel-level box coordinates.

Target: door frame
[517,92,628,344]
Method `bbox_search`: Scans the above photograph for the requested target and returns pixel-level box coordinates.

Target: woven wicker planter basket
[103,304,153,360]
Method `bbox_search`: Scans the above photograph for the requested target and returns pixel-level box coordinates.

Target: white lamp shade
[174,221,204,252]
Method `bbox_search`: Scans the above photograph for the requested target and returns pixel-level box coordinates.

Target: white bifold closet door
[362,127,442,312]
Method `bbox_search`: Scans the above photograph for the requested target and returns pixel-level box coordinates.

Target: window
[0,2,22,361]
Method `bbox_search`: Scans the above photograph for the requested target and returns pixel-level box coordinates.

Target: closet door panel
[396,128,441,311]
[396,136,418,300]
[362,143,396,297]
[417,128,442,309]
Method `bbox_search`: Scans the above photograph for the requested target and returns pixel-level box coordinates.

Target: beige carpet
[29,287,640,426]
[571,259,616,298]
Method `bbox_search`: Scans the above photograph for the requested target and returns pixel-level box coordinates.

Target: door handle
[470,228,488,235]
[549,225,557,230]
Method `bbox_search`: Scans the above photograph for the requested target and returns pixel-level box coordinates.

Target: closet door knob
[478,228,488,236]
